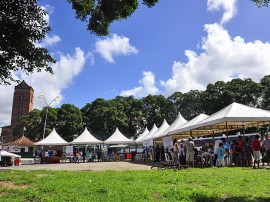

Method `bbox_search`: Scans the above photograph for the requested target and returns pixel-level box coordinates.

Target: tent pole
[226,122,229,143]
[243,125,245,136]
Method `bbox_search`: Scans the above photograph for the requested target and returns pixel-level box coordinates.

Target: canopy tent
[134,128,149,143]
[0,150,21,157]
[168,114,209,138]
[71,127,103,145]
[104,127,134,144]
[137,124,158,144]
[190,102,270,135]
[35,128,69,146]
[155,112,187,140]
[144,119,170,141]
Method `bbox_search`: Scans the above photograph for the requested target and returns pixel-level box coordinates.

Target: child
[217,143,225,167]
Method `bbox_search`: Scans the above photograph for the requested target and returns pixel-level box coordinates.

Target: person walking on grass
[252,134,261,169]
[217,143,225,167]
[262,134,270,166]
[185,138,195,167]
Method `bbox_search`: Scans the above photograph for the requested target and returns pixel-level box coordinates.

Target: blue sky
[1,0,270,127]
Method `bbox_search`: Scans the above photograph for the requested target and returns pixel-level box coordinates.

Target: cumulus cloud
[120,71,159,98]
[207,0,237,24]
[0,48,88,127]
[161,23,270,96]
[95,34,138,63]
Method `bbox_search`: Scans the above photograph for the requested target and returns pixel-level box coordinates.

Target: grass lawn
[0,167,269,202]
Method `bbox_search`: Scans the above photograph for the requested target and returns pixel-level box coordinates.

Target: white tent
[190,102,270,134]
[144,119,170,141]
[155,112,187,139]
[168,114,209,137]
[0,150,21,157]
[35,128,69,146]
[104,127,134,144]
[134,127,149,143]
[71,128,103,145]
[137,124,158,144]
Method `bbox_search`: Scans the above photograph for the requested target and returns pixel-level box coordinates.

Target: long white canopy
[144,119,170,141]
[190,102,270,134]
[155,112,187,139]
[71,128,103,145]
[0,150,21,157]
[168,114,209,137]
[35,128,69,146]
[134,128,149,143]
[104,127,134,144]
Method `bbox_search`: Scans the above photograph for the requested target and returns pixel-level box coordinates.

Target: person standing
[214,138,223,166]
[252,134,261,169]
[262,134,270,166]
[185,138,195,167]
[173,139,179,165]
[217,143,225,167]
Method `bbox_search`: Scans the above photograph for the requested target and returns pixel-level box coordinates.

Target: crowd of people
[152,133,270,169]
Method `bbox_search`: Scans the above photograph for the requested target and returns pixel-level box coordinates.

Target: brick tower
[11,80,34,128]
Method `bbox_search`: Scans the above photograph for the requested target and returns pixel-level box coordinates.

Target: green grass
[0,167,269,202]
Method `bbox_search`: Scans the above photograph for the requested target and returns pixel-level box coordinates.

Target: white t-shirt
[214,139,223,154]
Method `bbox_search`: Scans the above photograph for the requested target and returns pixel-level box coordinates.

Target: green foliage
[68,0,159,36]
[0,0,56,85]
[0,167,270,201]
[56,104,83,141]
[252,0,270,7]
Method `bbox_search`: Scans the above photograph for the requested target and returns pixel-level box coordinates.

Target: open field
[0,163,270,202]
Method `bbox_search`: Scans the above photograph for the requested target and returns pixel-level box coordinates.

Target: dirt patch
[36,174,53,178]
[0,181,28,189]
[0,192,6,196]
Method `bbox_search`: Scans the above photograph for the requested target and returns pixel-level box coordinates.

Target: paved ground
[0,161,153,171]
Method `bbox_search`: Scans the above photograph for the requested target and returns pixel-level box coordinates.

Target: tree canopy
[0,0,55,85]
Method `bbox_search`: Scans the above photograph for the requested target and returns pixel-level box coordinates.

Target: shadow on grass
[191,195,269,202]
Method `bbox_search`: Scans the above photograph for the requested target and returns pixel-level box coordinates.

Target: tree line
[16,75,270,142]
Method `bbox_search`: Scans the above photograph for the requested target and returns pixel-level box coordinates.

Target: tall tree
[0,0,55,85]
[56,104,83,141]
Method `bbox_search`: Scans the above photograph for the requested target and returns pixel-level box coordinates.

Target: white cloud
[41,34,61,47]
[207,0,237,24]
[161,23,270,96]
[120,71,159,98]
[0,48,88,127]
[95,34,138,63]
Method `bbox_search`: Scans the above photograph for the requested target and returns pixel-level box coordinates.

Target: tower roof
[15,80,33,91]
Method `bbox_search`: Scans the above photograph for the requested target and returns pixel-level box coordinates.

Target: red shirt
[252,139,260,151]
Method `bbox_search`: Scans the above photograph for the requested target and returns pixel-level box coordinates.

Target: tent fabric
[144,119,170,141]
[35,128,69,146]
[104,127,133,144]
[168,114,209,137]
[0,150,21,157]
[134,128,149,143]
[4,135,35,146]
[155,112,187,139]
[190,102,270,133]
[137,124,158,144]
[71,128,102,145]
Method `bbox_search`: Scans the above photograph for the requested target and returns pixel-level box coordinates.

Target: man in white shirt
[185,138,195,166]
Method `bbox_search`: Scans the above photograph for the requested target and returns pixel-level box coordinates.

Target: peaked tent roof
[135,127,149,143]
[137,124,158,143]
[4,135,35,146]
[168,114,209,138]
[104,127,134,144]
[71,128,103,145]
[35,128,69,146]
[144,119,170,141]
[190,102,270,134]
[155,112,187,139]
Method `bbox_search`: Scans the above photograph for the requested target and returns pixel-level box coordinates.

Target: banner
[143,139,153,147]
[163,136,173,150]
